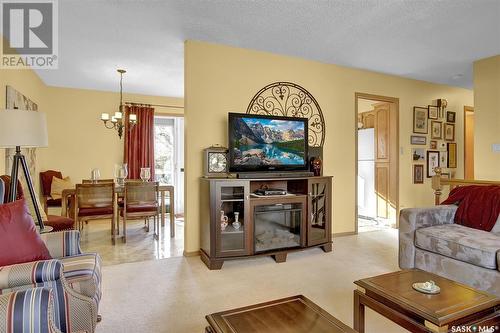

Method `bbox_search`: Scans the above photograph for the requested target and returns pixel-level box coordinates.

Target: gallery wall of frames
[410,99,456,184]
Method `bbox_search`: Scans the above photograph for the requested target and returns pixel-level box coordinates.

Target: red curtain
[124,105,155,180]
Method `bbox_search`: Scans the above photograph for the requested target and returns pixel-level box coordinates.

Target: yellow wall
[184,40,473,253]
[39,86,183,183]
[0,61,183,184]
[473,55,500,180]
[0,65,47,178]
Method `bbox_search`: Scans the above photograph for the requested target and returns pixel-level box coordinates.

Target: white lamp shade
[0,109,48,148]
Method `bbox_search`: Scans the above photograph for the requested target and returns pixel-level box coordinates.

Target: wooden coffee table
[353,269,500,333]
[205,295,356,333]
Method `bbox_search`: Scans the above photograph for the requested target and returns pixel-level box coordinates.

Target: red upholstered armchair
[1,175,74,232]
[40,170,63,214]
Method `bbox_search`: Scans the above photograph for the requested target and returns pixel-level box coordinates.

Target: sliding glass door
[154,116,184,215]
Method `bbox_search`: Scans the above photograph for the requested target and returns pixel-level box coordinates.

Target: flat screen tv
[228,113,309,172]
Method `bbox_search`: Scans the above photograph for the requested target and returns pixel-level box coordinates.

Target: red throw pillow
[0,199,51,267]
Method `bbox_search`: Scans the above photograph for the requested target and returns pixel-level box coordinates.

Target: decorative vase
[232,212,241,230]
[310,157,322,176]
[90,168,101,183]
[114,163,128,186]
[220,210,228,230]
[140,167,151,182]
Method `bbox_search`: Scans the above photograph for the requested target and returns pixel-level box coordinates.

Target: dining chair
[75,183,116,243]
[121,181,159,242]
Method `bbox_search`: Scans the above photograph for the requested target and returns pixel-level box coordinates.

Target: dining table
[61,184,175,240]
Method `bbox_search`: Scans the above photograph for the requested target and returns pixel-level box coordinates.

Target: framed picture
[446,111,456,123]
[427,150,440,177]
[444,123,455,141]
[428,105,439,120]
[448,142,457,168]
[412,148,425,161]
[413,164,424,184]
[413,107,428,134]
[439,151,448,168]
[431,121,442,139]
[410,135,426,145]
[430,140,437,149]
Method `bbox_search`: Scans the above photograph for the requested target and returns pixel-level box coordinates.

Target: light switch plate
[493,143,500,153]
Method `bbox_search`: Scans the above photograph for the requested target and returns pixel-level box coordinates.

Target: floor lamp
[0,109,48,230]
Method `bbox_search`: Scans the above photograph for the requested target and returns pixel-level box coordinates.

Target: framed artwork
[430,140,437,149]
[439,151,448,168]
[428,105,439,120]
[444,123,455,141]
[431,121,442,139]
[413,164,424,184]
[413,107,428,134]
[427,150,440,177]
[412,148,425,161]
[410,135,426,145]
[446,111,456,123]
[448,142,457,168]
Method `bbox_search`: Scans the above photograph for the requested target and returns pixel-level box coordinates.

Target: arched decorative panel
[246,82,325,147]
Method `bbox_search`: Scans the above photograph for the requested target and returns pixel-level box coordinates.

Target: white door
[154,116,184,215]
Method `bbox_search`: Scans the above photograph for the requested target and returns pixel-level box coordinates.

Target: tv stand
[237,171,314,179]
[200,175,333,270]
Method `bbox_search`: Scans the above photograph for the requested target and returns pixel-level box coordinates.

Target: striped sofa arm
[0,288,62,333]
[0,260,62,290]
[41,230,82,258]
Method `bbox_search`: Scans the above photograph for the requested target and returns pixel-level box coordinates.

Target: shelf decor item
[310,156,322,176]
[203,145,229,178]
[412,280,440,294]
[431,121,442,139]
[220,210,228,231]
[444,123,455,141]
[90,168,101,183]
[413,107,428,134]
[233,212,241,229]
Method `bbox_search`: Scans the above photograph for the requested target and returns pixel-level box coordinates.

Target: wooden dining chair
[75,183,116,243]
[121,182,159,242]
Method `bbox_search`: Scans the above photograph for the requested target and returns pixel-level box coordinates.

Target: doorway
[153,115,185,256]
[464,106,474,179]
[355,93,399,233]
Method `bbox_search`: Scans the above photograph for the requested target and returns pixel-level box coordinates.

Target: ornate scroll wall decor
[246,82,325,147]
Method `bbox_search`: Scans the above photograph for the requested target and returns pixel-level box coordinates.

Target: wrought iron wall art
[246,82,325,147]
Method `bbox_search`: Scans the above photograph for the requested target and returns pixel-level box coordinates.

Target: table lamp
[0,109,48,229]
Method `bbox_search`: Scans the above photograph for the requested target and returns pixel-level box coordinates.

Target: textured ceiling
[33,0,500,97]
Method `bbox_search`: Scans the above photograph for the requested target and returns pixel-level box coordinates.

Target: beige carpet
[97,229,409,333]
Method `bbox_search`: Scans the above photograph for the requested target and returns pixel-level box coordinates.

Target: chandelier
[100,69,137,139]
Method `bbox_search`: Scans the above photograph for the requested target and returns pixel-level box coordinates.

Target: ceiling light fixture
[100,69,137,139]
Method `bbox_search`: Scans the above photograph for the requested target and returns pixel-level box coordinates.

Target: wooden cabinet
[200,176,333,270]
[307,177,332,247]
[214,181,251,257]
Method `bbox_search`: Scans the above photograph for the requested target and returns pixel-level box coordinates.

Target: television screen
[229,113,308,172]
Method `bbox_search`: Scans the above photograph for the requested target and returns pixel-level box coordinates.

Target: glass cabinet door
[307,178,331,246]
[215,181,250,257]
